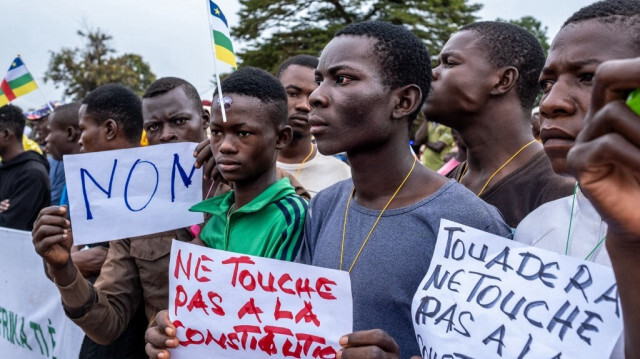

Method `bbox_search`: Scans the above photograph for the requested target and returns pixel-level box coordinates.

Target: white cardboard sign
[168,240,353,359]
[0,227,84,359]
[412,219,622,359]
[64,142,203,244]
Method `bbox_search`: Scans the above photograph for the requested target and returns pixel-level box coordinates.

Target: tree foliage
[234,0,483,73]
[44,28,156,100]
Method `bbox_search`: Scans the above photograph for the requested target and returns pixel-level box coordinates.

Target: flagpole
[204,0,228,123]
[17,54,54,112]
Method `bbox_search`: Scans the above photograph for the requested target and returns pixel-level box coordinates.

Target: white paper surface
[168,240,353,359]
[412,219,622,359]
[0,227,85,359]
[63,142,203,244]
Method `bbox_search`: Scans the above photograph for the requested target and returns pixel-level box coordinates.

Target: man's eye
[147,124,160,132]
[580,73,594,84]
[238,131,251,137]
[315,78,323,86]
[174,117,188,125]
[287,91,299,98]
[540,80,554,93]
[336,75,352,84]
[211,129,222,136]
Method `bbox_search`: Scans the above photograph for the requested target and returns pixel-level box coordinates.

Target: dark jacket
[0,150,50,230]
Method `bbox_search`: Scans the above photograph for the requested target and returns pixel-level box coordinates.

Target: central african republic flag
[208,0,237,69]
[0,56,38,107]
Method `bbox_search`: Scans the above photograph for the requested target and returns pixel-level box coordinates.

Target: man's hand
[568,57,640,240]
[145,310,179,359]
[32,206,76,285]
[193,139,220,181]
[0,199,9,213]
[568,57,640,359]
[337,329,400,359]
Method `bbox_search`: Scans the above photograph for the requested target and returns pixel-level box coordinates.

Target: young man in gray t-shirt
[296,21,510,359]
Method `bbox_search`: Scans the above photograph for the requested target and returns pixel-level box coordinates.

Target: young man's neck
[347,131,446,210]
[459,109,539,172]
[1,141,25,163]
[277,134,315,164]
[232,166,278,209]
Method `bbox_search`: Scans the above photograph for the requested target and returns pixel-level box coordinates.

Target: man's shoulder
[313,153,350,169]
[427,180,510,235]
[310,179,352,206]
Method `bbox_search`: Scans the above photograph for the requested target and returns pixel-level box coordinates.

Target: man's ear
[201,110,211,130]
[104,119,118,141]
[391,84,422,120]
[66,126,79,142]
[275,125,293,150]
[491,66,519,96]
[0,128,10,143]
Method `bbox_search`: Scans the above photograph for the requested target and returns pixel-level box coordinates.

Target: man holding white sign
[33,83,152,358]
[32,78,209,350]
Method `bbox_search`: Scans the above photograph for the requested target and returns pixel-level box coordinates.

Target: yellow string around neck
[295,142,315,177]
[340,157,417,273]
[477,139,536,196]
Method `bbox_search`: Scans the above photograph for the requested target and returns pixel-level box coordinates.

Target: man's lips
[540,127,575,146]
[216,158,241,171]
[308,116,328,136]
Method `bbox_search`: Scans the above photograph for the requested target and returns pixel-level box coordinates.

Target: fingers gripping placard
[168,241,353,359]
[412,220,622,358]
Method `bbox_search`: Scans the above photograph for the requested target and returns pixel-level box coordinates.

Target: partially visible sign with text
[1,227,84,359]
[412,219,622,359]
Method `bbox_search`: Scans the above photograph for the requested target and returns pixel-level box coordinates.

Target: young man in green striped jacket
[189,66,307,261]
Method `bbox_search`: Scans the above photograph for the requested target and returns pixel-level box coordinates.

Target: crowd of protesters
[1,0,640,358]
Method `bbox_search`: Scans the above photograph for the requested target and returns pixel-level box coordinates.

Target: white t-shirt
[277,153,351,197]
[514,188,623,358]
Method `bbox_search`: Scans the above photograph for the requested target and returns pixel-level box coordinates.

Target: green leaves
[44,28,156,101]
[233,0,483,72]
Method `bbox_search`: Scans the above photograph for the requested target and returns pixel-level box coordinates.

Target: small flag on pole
[209,0,237,69]
[0,56,38,107]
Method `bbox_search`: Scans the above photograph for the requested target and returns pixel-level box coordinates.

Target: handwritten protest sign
[412,219,622,359]
[64,142,203,245]
[0,227,84,359]
[168,240,353,359]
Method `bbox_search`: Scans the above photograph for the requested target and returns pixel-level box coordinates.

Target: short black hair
[50,103,81,128]
[459,21,545,112]
[335,21,431,120]
[81,84,143,144]
[143,77,203,112]
[276,55,319,78]
[563,0,640,50]
[214,67,288,128]
[0,104,25,138]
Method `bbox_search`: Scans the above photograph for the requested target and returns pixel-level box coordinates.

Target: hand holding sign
[336,329,400,359]
[145,310,179,359]
[32,205,77,286]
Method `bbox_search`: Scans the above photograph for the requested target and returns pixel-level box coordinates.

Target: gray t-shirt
[297,179,511,358]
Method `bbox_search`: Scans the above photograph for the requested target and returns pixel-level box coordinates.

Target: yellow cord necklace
[295,142,315,177]
[340,157,417,273]
[460,139,536,196]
